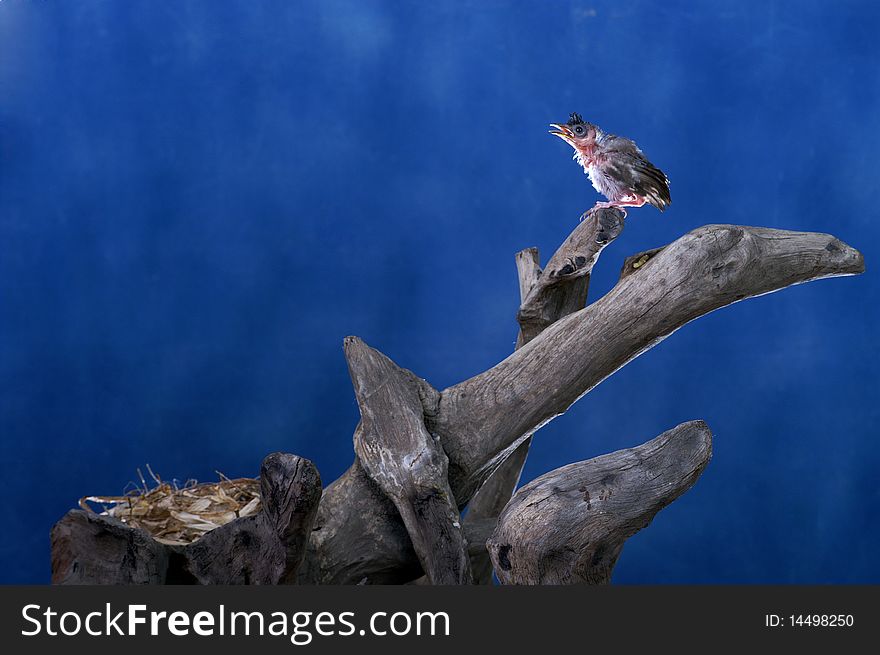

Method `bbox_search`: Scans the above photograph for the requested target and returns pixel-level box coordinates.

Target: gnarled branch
[346,336,471,584]
[437,225,864,500]
[466,207,626,583]
[516,207,625,345]
[487,420,712,584]
[301,224,862,585]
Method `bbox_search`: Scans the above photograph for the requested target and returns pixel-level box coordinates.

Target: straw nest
[80,465,261,546]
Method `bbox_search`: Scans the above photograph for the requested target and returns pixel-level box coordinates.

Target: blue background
[1,0,877,584]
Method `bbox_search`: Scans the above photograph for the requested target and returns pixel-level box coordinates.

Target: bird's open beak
[549,123,574,145]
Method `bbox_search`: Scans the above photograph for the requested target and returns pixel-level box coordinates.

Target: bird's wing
[601,136,671,211]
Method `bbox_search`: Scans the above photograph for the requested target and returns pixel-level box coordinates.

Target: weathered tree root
[488,420,712,584]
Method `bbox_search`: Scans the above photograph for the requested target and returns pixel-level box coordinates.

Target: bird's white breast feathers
[587,165,605,194]
[574,149,615,198]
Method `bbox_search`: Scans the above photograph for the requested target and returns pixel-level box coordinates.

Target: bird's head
[549,112,598,150]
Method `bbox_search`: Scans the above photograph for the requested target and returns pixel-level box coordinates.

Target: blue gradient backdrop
[1,1,878,584]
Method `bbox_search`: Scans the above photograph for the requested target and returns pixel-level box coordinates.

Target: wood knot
[497,544,512,571]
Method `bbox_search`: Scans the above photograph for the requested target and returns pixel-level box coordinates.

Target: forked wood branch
[301,223,863,585]
[466,207,626,583]
[437,225,864,500]
[487,420,713,584]
[51,214,864,586]
[516,207,626,345]
[346,336,471,584]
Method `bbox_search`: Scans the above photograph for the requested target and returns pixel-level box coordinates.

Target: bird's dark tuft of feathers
[567,112,585,126]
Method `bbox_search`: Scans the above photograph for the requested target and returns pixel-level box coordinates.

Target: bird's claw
[578,209,597,222]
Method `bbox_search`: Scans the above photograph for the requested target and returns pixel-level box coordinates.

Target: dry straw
[80,464,261,546]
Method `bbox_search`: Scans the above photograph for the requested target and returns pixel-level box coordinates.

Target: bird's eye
[574,125,585,135]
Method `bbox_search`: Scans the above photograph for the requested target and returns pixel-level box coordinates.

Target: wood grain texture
[184,453,322,584]
[487,420,712,584]
[300,459,421,585]
[53,215,864,586]
[52,453,321,584]
[515,247,541,304]
[346,336,471,584]
[51,510,170,584]
[300,224,862,585]
[466,207,627,583]
[437,225,864,499]
[516,207,625,345]
[464,439,531,584]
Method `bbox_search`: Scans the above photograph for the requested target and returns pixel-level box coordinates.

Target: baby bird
[550,113,670,216]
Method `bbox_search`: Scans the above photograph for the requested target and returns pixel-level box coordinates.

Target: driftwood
[299,223,862,585]
[52,453,321,584]
[51,510,171,584]
[51,205,864,584]
[436,226,863,493]
[487,420,713,584]
[347,337,472,585]
[466,207,625,583]
[516,207,626,345]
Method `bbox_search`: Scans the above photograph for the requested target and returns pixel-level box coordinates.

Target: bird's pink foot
[610,196,648,210]
[581,197,646,221]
